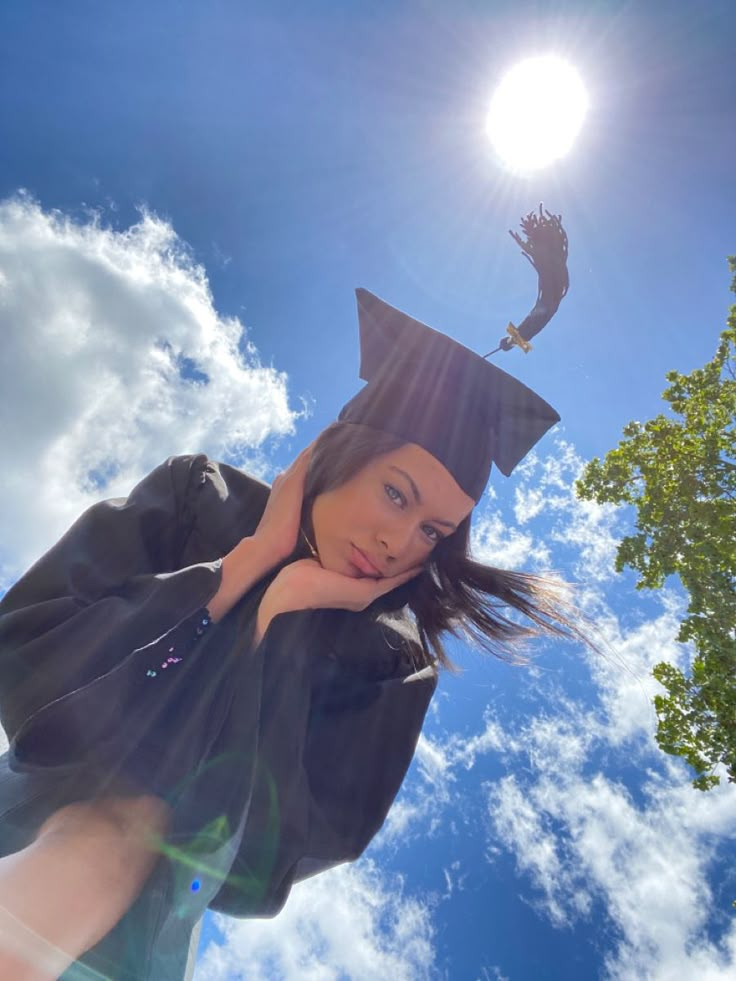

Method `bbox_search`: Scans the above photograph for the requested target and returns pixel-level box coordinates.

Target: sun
[486,55,589,173]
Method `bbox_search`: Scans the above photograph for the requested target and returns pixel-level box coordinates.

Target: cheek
[311,494,333,541]
[340,493,383,537]
[407,539,435,566]
[312,487,369,542]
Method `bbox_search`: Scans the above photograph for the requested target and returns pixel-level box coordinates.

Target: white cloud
[446,712,507,771]
[415,733,455,793]
[440,860,466,900]
[478,967,510,981]
[486,774,593,927]
[379,735,457,847]
[472,602,736,981]
[381,797,427,844]
[379,719,511,849]
[470,511,550,569]
[194,861,437,981]
[486,759,736,981]
[0,193,299,583]
[580,596,689,748]
[473,439,622,582]
[520,440,622,582]
[513,484,547,524]
[549,495,621,584]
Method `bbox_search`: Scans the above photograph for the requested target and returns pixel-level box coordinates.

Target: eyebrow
[388,465,458,530]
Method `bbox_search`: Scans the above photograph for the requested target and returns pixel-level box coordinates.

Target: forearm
[251,558,421,646]
[207,537,282,624]
[253,579,295,648]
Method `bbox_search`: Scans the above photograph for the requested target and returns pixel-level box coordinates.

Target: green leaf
[576,257,736,791]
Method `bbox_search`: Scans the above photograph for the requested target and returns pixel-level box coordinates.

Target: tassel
[485,204,570,357]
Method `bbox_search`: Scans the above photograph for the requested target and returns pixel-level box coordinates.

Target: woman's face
[310,442,475,579]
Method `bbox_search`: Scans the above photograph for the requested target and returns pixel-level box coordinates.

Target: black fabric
[338,288,561,498]
[0,455,225,746]
[0,455,436,980]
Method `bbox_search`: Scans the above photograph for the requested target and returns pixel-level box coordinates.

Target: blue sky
[1,1,735,979]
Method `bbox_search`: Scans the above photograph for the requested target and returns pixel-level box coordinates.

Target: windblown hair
[301,421,589,672]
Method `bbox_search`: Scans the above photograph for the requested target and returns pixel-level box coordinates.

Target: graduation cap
[338,208,569,502]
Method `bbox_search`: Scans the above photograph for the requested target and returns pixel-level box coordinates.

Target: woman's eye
[385,485,441,543]
[422,525,440,543]
[385,483,405,506]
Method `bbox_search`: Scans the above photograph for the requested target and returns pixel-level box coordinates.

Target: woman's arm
[206,536,276,624]
[0,455,223,744]
[252,558,423,646]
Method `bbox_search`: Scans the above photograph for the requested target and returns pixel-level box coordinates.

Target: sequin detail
[144,608,213,679]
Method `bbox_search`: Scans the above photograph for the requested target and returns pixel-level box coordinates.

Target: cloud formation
[194,861,437,981]
[0,194,298,582]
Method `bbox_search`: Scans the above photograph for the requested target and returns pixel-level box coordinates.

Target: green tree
[576,257,736,791]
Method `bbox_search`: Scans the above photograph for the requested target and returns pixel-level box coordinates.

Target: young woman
[0,283,577,980]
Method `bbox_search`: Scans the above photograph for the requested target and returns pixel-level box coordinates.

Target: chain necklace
[300,526,320,561]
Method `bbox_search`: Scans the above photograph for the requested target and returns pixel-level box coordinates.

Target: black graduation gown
[0,454,437,980]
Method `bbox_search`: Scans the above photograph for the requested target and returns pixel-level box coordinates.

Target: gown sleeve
[0,454,224,763]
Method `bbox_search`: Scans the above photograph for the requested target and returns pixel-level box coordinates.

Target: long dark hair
[300,421,589,672]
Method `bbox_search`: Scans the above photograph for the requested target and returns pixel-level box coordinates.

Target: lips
[350,544,382,577]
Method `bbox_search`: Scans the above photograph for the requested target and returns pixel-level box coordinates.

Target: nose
[377,518,414,565]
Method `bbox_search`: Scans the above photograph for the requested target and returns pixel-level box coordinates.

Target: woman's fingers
[271,559,424,615]
[379,565,423,592]
[292,444,313,480]
[350,565,424,608]
[252,443,316,563]
[276,442,313,487]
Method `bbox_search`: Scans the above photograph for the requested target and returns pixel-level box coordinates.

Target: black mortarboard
[338,289,561,502]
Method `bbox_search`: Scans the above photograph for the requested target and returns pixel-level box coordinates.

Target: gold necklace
[300,526,320,561]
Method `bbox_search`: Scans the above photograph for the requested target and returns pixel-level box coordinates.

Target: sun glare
[486,55,589,173]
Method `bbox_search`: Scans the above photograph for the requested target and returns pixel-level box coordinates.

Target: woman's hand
[251,443,313,566]
[209,444,315,624]
[254,558,423,646]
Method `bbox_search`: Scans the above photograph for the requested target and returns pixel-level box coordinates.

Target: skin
[311,442,475,579]
[253,441,475,642]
